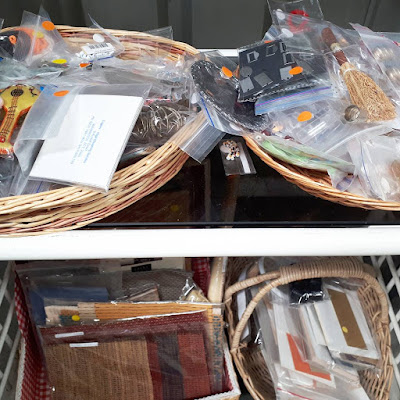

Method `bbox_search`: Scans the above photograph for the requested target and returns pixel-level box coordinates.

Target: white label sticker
[82,42,114,54]
[55,332,84,339]
[69,342,99,348]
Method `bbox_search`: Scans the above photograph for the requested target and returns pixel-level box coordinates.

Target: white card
[29,94,143,191]
[274,302,336,388]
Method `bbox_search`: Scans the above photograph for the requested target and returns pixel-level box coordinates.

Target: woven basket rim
[0,25,198,205]
[0,25,200,235]
[224,257,393,400]
[245,136,400,211]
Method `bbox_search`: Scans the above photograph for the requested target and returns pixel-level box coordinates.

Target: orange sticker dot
[297,111,313,122]
[54,90,69,97]
[80,63,90,68]
[221,66,233,78]
[264,40,273,43]
[289,66,304,75]
[9,35,17,45]
[42,21,55,31]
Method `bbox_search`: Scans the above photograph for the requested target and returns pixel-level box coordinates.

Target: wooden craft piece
[0,85,40,155]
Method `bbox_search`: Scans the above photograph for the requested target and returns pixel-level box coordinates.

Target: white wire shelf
[1,226,400,260]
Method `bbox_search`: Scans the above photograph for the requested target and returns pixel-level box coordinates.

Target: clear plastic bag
[255,83,335,115]
[352,24,400,95]
[191,57,268,133]
[264,98,390,154]
[97,53,193,102]
[169,112,225,163]
[11,83,150,193]
[12,11,69,67]
[250,273,377,400]
[218,137,256,176]
[0,84,41,159]
[267,0,324,25]
[146,26,173,40]
[237,40,327,103]
[252,134,354,174]
[276,13,400,124]
[38,311,227,399]
[348,134,400,201]
[73,16,124,63]
[313,279,381,369]
[0,58,62,88]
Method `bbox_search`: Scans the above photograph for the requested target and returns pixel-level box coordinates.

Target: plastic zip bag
[248,262,373,400]
[275,12,400,125]
[191,56,268,133]
[169,112,224,163]
[252,134,354,174]
[348,134,400,201]
[352,24,400,95]
[146,26,173,40]
[265,98,389,155]
[11,83,150,194]
[237,40,327,103]
[73,16,124,63]
[13,11,69,67]
[267,0,324,25]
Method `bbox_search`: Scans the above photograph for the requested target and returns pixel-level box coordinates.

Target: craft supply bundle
[224,257,392,400]
[188,0,400,203]
[15,258,240,400]
[0,8,228,199]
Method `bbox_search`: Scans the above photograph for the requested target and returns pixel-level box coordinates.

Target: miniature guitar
[0,85,40,156]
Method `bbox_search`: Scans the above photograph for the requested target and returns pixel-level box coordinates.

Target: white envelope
[29,94,143,191]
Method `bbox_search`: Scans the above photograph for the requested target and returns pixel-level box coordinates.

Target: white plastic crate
[2,257,400,399]
[368,256,400,399]
[0,261,20,400]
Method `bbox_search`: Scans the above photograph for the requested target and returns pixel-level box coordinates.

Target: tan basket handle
[228,257,388,351]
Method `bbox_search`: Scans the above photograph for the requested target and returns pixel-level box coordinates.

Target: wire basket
[0,26,202,237]
[224,257,393,400]
[245,136,400,211]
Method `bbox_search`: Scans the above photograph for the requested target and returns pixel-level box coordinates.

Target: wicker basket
[245,136,400,211]
[0,26,202,236]
[224,257,393,400]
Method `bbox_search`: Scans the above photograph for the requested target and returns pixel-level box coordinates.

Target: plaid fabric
[41,312,209,345]
[15,275,51,400]
[178,331,211,399]
[147,338,163,400]
[156,334,184,400]
[192,258,211,296]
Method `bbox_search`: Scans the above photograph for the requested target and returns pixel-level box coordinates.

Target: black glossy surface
[89,137,400,229]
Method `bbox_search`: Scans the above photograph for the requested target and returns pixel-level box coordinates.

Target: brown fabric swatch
[147,338,163,400]
[178,331,212,399]
[45,338,153,400]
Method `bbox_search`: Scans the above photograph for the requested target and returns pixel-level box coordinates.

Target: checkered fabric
[13,258,213,400]
[191,258,211,296]
[15,275,51,400]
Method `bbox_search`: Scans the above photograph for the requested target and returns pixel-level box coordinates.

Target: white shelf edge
[0,226,399,260]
